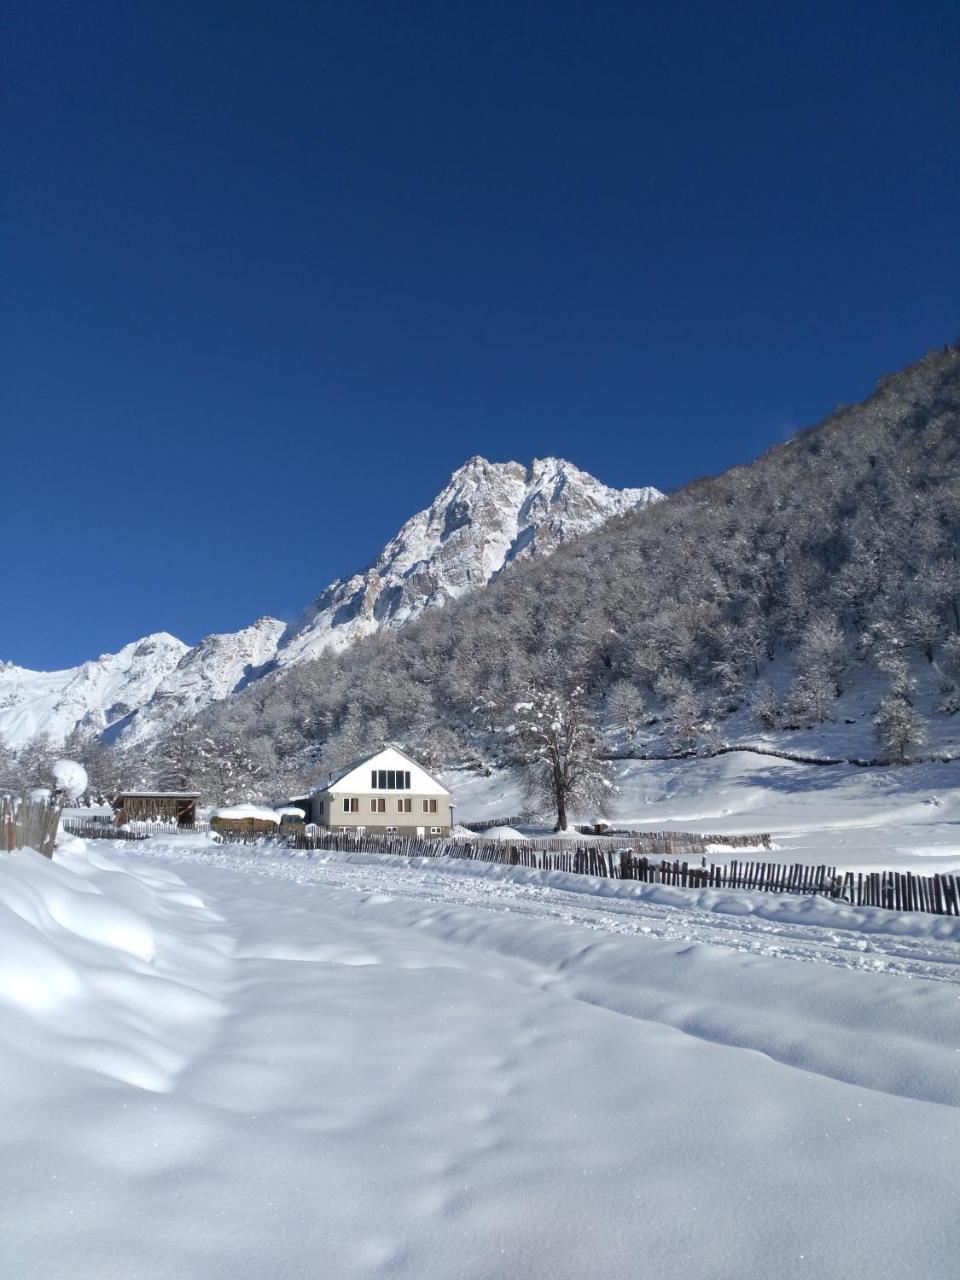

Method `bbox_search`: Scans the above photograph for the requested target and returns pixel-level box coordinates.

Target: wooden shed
[112,791,200,827]
[210,804,282,838]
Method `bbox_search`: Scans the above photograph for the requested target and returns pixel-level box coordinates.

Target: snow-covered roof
[115,791,201,799]
[276,806,306,818]
[211,804,281,823]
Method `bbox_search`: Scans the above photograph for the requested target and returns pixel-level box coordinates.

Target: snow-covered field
[451,750,960,872]
[3,824,960,1280]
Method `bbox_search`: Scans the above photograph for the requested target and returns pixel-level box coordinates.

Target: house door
[416,826,425,838]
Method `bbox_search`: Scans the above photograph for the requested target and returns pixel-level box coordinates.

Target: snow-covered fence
[532,831,771,854]
[461,815,535,833]
[61,817,212,841]
[288,830,960,917]
[459,828,770,854]
[1,794,62,858]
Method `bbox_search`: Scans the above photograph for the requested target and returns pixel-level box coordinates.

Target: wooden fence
[54,818,960,918]
[289,830,960,917]
[61,817,212,841]
[457,825,770,854]
[1,795,62,858]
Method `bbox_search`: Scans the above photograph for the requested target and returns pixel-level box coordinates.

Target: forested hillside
[160,340,959,795]
[11,343,957,802]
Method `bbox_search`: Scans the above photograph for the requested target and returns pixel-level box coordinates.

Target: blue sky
[3,0,959,670]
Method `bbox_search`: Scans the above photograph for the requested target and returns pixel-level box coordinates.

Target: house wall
[311,790,451,835]
[305,746,452,835]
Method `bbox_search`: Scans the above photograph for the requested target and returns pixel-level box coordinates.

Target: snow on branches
[507,683,612,831]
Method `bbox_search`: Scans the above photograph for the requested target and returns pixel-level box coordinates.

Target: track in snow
[148,841,960,986]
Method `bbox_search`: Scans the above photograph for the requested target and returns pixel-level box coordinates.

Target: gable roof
[314,743,449,795]
[114,790,201,799]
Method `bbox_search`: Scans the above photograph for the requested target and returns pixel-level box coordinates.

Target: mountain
[116,617,287,746]
[273,456,661,668]
[1,458,661,749]
[0,634,188,751]
[196,342,960,782]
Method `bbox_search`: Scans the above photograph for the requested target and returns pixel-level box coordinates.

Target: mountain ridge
[0,457,661,749]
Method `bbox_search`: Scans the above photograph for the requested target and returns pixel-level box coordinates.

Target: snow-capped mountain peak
[1,457,661,748]
[0,633,188,750]
[274,456,662,668]
[117,617,286,746]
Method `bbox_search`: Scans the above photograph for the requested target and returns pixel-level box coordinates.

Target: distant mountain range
[0,458,661,749]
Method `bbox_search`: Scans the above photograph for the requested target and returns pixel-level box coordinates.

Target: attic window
[373,770,411,790]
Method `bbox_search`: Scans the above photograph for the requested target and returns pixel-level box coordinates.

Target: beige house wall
[311,791,451,835]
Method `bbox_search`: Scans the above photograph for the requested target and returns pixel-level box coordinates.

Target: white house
[295,745,453,837]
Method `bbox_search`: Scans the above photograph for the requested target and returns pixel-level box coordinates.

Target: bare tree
[874,694,926,762]
[607,681,646,742]
[508,684,611,831]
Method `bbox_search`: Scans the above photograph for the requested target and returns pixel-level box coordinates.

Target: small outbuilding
[113,791,200,827]
[210,804,282,838]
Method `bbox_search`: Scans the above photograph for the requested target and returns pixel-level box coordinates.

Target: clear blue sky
[3,0,958,670]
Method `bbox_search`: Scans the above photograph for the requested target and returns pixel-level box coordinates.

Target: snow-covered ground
[451,751,960,872]
[3,831,960,1279]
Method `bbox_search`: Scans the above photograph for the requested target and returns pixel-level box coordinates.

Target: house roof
[312,743,449,795]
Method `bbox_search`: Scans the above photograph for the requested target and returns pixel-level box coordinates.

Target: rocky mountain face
[0,634,188,751]
[1,457,661,749]
[274,457,661,668]
[116,617,287,746]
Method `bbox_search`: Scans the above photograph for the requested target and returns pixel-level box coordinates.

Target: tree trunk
[555,790,567,833]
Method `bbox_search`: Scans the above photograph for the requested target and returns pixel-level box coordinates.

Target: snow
[274,805,306,818]
[2,832,960,1278]
[477,824,528,840]
[449,751,960,872]
[0,632,188,749]
[275,457,662,671]
[118,617,285,746]
[52,758,88,800]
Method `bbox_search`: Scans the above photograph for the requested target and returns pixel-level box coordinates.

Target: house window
[343,797,359,813]
[430,827,442,835]
[422,798,438,814]
[397,798,412,813]
[371,798,386,813]
[315,799,324,817]
[385,826,397,834]
[373,768,412,789]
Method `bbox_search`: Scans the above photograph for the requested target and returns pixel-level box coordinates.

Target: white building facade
[300,745,452,838]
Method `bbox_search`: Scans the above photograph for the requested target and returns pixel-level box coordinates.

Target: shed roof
[114,791,201,799]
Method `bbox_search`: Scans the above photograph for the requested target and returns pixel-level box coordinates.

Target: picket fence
[61,817,212,841]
